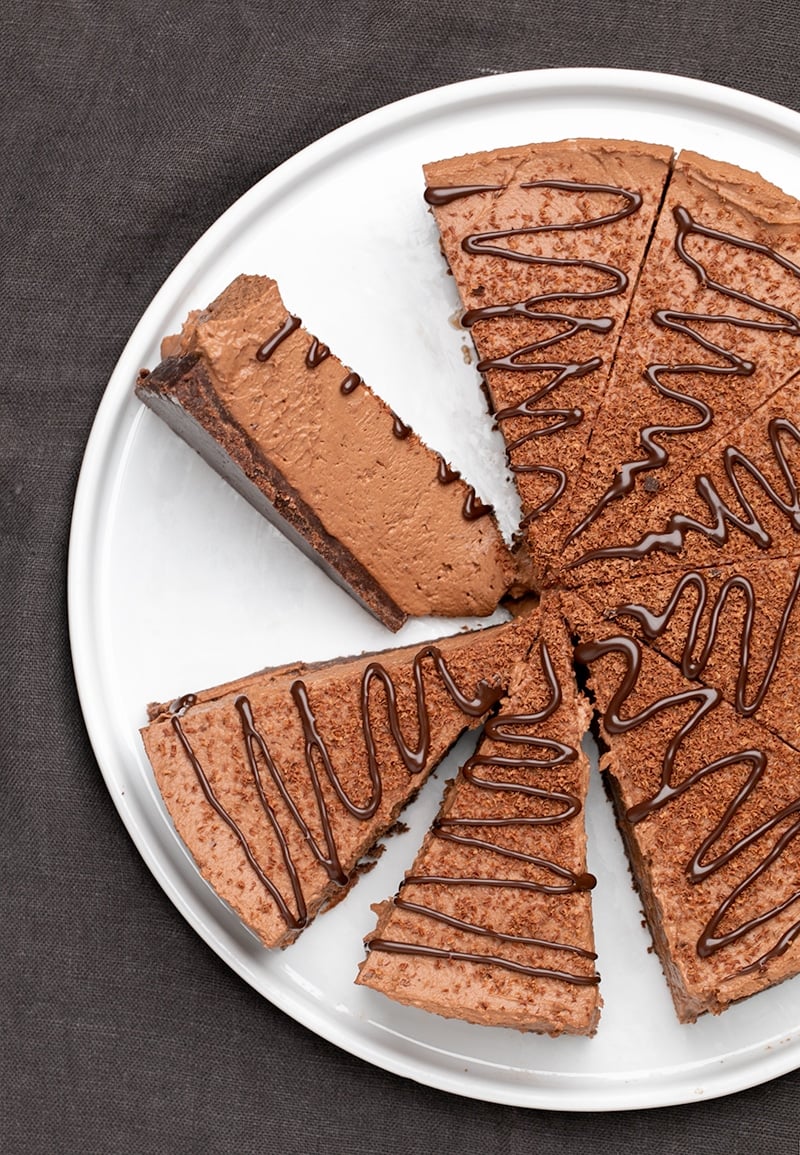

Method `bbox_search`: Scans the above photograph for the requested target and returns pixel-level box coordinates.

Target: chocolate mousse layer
[141,611,538,949]
[357,595,600,1035]
[423,139,674,585]
[567,589,800,1022]
[136,275,516,631]
[560,151,800,586]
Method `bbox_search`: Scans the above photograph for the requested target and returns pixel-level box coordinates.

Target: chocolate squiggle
[424,183,506,206]
[575,634,800,973]
[569,415,800,565]
[432,454,494,520]
[566,205,800,549]
[367,641,599,987]
[611,565,800,717]
[339,371,362,395]
[169,650,504,931]
[256,314,301,361]
[391,412,412,440]
[461,487,494,520]
[433,180,642,524]
[305,336,330,368]
[436,455,460,485]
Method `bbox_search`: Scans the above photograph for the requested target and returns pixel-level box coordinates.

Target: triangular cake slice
[565,589,800,1022]
[559,151,800,584]
[136,274,516,632]
[141,611,538,949]
[356,595,600,1035]
[562,372,800,588]
[576,556,800,752]
[422,139,674,585]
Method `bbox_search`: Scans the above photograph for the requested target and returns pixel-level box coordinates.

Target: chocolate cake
[559,151,800,587]
[136,140,800,1031]
[357,596,600,1035]
[136,274,516,632]
[563,373,800,588]
[423,139,674,584]
[140,611,538,949]
[565,589,800,1022]
[575,556,800,752]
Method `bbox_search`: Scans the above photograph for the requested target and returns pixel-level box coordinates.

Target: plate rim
[68,66,800,1111]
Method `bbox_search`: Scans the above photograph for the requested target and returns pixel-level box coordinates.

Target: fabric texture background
[4,1,800,1151]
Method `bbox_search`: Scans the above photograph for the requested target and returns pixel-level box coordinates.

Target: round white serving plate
[69,68,800,1111]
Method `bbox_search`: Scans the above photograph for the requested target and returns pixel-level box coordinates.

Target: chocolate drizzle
[566,205,800,552]
[569,414,800,565]
[171,701,308,930]
[436,455,460,485]
[612,565,800,717]
[339,372,362,395]
[252,303,497,527]
[434,455,494,519]
[576,633,800,973]
[391,412,412,440]
[305,337,330,368]
[367,641,599,987]
[424,183,506,206]
[440,180,642,524]
[169,648,504,931]
[256,314,301,362]
[462,486,494,521]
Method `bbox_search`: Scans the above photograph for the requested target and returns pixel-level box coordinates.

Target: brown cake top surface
[142,611,539,948]
[562,375,800,588]
[423,138,674,582]
[357,596,600,1035]
[576,555,800,753]
[559,149,800,585]
[566,589,800,1021]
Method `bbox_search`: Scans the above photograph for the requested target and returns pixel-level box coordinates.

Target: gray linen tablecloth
[5,1,800,1151]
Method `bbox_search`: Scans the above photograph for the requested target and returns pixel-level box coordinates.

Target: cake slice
[140,611,538,949]
[563,372,800,588]
[136,274,516,632]
[565,589,800,1022]
[356,595,600,1035]
[423,138,674,584]
[575,556,800,752]
[559,151,800,584]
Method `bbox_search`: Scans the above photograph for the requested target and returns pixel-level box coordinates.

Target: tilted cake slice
[141,611,538,949]
[423,138,674,585]
[575,556,800,753]
[356,595,600,1035]
[565,589,800,1022]
[136,274,516,632]
[560,151,800,586]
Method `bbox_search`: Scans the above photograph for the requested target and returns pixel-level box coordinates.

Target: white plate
[69,68,800,1111]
